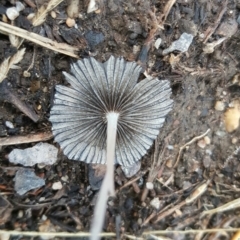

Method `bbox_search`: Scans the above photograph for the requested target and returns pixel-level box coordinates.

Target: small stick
[173,129,210,168]
[0,22,79,58]
[24,0,36,8]
[0,80,39,122]
[203,0,228,43]
[0,132,53,146]
[117,173,146,193]
[154,180,209,223]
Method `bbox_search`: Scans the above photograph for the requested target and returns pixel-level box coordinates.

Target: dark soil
[1,0,240,239]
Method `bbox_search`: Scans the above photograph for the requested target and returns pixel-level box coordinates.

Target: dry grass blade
[201,197,240,217]
[0,48,25,83]
[0,22,79,58]
[32,0,64,26]
[0,57,10,83]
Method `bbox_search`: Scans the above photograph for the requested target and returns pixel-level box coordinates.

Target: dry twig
[203,0,228,43]
[0,132,53,146]
[201,197,240,218]
[0,22,79,58]
[173,129,210,168]
[154,180,210,223]
[32,0,64,26]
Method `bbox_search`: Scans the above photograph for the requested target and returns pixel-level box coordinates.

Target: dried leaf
[0,57,10,83]
[9,48,25,67]
[0,48,25,83]
[32,0,64,26]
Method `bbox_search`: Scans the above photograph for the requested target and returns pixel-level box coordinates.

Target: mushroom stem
[90,112,119,240]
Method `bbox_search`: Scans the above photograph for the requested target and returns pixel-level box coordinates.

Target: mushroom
[49,56,173,239]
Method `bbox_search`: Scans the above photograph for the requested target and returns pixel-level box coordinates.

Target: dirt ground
[1,0,240,239]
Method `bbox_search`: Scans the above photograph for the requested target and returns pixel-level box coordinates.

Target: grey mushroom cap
[49,56,173,166]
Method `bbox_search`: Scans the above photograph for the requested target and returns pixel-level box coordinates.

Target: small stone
[154,38,162,49]
[224,101,240,133]
[165,159,173,168]
[6,7,19,20]
[9,142,58,167]
[5,121,14,129]
[17,210,24,218]
[61,175,69,182]
[215,130,226,137]
[14,168,45,195]
[66,17,75,28]
[146,182,154,190]
[215,101,225,111]
[163,33,194,55]
[167,145,174,150]
[85,31,105,48]
[41,214,47,221]
[16,1,25,12]
[232,137,238,144]
[37,105,42,110]
[197,139,206,149]
[150,197,160,209]
[204,136,211,145]
[182,181,192,189]
[203,156,212,168]
[51,11,57,19]
[137,218,142,225]
[27,13,35,20]
[52,181,62,190]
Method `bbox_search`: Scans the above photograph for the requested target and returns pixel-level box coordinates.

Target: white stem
[90,112,119,240]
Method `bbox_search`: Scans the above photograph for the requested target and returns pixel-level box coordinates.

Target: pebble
[204,136,211,145]
[165,159,173,168]
[167,145,174,150]
[16,1,25,12]
[6,7,19,20]
[232,137,238,144]
[146,182,154,190]
[61,175,69,182]
[163,32,194,55]
[85,31,105,48]
[51,11,57,19]
[224,101,240,133]
[52,181,63,190]
[17,210,24,218]
[154,38,162,49]
[215,100,225,111]
[66,17,75,28]
[215,130,226,137]
[14,168,45,195]
[5,121,14,129]
[197,139,206,149]
[8,142,58,167]
[150,197,160,209]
